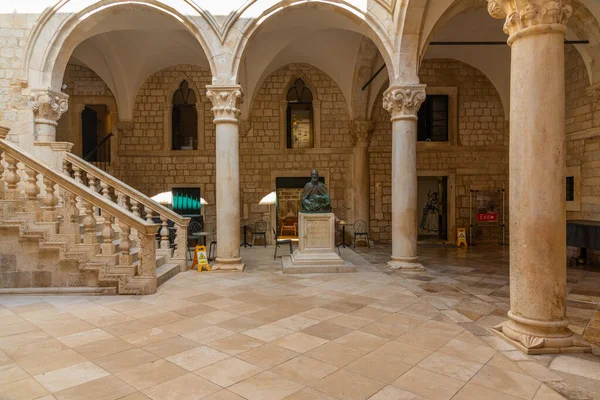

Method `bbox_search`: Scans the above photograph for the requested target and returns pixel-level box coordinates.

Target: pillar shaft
[383,85,426,270]
[487,0,590,353]
[206,86,245,271]
[351,121,373,229]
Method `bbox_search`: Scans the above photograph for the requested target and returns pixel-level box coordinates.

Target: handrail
[0,138,158,235]
[65,152,191,227]
[83,132,113,161]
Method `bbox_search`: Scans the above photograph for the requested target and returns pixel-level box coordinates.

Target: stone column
[206,85,244,271]
[350,121,374,231]
[28,89,69,142]
[487,0,590,353]
[383,85,426,270]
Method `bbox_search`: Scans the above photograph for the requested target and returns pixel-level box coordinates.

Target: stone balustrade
[0,135,159,294]
[63,152,190,263]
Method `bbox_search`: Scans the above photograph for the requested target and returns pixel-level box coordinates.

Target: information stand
[191,245,210,272]
[469,187,506,245]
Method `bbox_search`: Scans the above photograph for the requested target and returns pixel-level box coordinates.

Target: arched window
[286,79,313,149]
[172,80,198,150]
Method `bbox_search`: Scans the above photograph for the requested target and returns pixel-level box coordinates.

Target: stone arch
[227,1,397,87]
[22,0,218,92]
[351,37,380,121]
[165,73,205,151]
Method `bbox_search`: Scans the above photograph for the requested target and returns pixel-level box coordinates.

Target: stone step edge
[0,287,117,296]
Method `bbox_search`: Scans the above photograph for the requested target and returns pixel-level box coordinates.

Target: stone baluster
[4,154,20,200]
[101,214,115,255]
[87,174,99,216]
[72,166,84,214]
[42,176,58,222]
[68,193,80,240]
[145,208,154,223]
[62,159,70,176]
[130,198,140,217]
[24,166,40,213]
[160,216,170,250]
[82,201,97,244]
[119,222,131,265]
[100,180,111,201]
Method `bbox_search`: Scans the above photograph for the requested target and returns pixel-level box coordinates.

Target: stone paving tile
[0,245,598,399]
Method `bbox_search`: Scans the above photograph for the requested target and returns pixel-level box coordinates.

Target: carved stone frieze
[205,85,243,122]
[28,89,69,126]
[487,0,572,37]
[350,120,374,146]
[382,85,426,119]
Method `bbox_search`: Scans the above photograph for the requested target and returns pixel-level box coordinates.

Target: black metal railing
[83,132,113,171]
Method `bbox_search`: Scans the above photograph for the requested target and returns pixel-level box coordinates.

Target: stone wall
[369,59,509,244]
[564,45,600,263]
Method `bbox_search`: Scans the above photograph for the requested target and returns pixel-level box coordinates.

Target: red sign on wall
[477,212,498,222]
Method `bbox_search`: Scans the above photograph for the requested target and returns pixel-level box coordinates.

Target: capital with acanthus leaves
[487,0,572,37]
[382,85,426,119]
[205,85,244,122]
[28,89,69,126]
[350,121,374,146]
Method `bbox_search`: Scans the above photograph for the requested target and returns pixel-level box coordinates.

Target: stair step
[0,287,117,295]
[157,263,181,287]
[155,254,166,268]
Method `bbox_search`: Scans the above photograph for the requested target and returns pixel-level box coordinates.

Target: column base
[387,256,425,271]
[491,313,592,355]
[212,257,245,272]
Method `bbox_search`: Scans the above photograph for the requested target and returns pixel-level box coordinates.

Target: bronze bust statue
[301,170,331,212]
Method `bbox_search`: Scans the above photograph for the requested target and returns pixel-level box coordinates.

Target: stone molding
[382,85,426,120]
[350,121,374,146]
[28,89,69,126]
[205,85,243,123]
[116,122,134,136]
[487,0,572,37]
[586,83,600,109]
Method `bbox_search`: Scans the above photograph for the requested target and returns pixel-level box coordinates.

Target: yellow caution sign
[192,245,211,272]
[456,228,468,248]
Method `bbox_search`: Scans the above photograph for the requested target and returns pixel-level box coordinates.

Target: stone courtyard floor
[0,245,599,400]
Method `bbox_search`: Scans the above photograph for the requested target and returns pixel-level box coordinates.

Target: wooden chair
[253,220,268,247]
[280,216,297,236]
[353,219,370,248]
[273,227,293,259]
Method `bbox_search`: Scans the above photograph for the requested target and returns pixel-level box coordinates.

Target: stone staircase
[0,128,189,295]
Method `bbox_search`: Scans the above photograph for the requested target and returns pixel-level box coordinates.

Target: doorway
[275,176,325,239]
[417,176,448,241]
[81,105,110,163]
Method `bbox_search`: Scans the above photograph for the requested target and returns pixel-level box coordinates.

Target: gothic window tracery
[286,79,314,149]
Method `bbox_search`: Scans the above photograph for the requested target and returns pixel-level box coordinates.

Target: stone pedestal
[282,213,355,274]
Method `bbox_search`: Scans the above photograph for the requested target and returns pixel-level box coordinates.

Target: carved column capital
[28,89,69,126]
[205,85,244,123]
[383,85,426,120]
[350,120,374,146]
[487,0,572,40]
[586,84,600,110]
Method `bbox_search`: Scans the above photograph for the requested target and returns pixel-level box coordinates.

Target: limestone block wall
[564,45,600,263]
[240,63,352,228]
[369,59,509,244]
